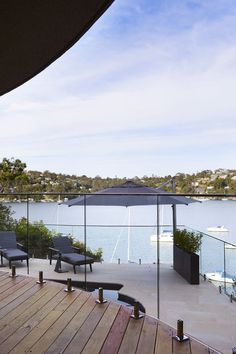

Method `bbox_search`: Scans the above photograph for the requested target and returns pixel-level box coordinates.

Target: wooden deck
[0,271,221,354]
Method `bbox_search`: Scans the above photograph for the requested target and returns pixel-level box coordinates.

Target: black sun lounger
[0,231,29,273]
[49,236,94,274]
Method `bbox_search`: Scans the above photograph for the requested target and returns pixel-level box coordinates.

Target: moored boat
[150,230,173,242]
[205,271,236,284]
[207,226,228,232]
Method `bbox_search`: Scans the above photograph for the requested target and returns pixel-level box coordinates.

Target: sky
[1,0,236,178]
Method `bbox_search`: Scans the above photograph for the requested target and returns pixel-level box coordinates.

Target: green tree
[0,203,16,230]
[0,157,28,192]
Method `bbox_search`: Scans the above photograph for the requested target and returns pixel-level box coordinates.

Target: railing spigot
[64,278,75,292]
[131,301,144,320]
[37,271,46,284]
[96,287,107,304]
[174,319,189,342]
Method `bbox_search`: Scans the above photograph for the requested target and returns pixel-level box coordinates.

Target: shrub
[174,229,202,254]
[72,240,103,262]
[15,217,53,258]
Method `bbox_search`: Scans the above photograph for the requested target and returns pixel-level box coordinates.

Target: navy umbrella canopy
[66,180,196,207]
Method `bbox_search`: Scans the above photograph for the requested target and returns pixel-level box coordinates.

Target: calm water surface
[6,200,236,271]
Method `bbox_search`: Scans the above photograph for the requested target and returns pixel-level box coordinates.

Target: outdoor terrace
[3,258,235,354]
[0,264,223,354]
[1,191,236,353]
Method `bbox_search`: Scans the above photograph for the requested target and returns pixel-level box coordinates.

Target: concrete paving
[5,258,236,354]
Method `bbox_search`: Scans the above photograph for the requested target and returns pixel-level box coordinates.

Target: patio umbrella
[67,180,196,207]
[66,180,197,318]
[66,180,197,260]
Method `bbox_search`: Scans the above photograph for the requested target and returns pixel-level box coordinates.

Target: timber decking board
[81,302,120,354]
[99,306,132,354]
[0,272,220,354]
[45,293,97,354]
[28,291,90,353]
[136,316,157,354]
[62,300,110,354]
[118,316,145,354]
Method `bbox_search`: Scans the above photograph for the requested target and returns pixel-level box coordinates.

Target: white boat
[207,226,228,232]
[205,271,236,284]
[225,244,236,250]
[150,230,173,242]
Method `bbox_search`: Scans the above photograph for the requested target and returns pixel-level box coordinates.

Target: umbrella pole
[172,177,177,233]
[83,195,87,290]
[127,207,131,262]
[156,198,160,318]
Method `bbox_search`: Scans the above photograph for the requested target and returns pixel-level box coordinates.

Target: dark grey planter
[173,245,199,284]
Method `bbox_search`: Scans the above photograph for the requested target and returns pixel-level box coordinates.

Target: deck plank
[45,293,97,354]
[0,283,46,320]
[0,286,67,353]
[118,316,144,354]
[172,337,191,354]
[8,289,80,354]
[0,284,60,344]
[0,283,51,329]
[0,278,35,314]
[190,338,221,354]
[155,322,173,354]
[136,316,158,354]
[82,302,120,354]
[99,306,132,354]
[28,290,91,354]
[61,300,109,354]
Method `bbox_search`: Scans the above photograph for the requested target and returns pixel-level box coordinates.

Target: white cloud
[1,0,236,176]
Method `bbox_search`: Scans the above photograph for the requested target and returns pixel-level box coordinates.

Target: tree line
[0,157,236,198]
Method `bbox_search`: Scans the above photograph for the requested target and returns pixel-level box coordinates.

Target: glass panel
[225,243,236,297]
[200,232,225,288]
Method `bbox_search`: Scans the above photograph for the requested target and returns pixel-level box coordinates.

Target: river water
[5,200,236,270]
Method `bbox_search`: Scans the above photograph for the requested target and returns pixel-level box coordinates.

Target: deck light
[96,287,107,304]
[131,301,144,320]
[37,271,46,284]
[174,319,189,342]
[118,258,120,264]
[64,278,75,292]
[139,258,141,265]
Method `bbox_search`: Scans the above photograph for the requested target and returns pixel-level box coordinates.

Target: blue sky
[1,0,236,178]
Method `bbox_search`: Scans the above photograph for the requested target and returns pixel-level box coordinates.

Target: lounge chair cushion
[61,252,93,265]
[2,248,28,261]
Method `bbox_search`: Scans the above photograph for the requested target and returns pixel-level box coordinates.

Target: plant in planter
[174,229,202,254]
[173,229,202,284]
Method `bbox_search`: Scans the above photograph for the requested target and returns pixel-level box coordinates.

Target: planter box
[173,245,199,284]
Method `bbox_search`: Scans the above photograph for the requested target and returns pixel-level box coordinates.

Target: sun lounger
[49,236,94,274]
[0,231,29,273]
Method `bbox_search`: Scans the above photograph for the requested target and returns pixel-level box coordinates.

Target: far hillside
[0,158,235,200]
